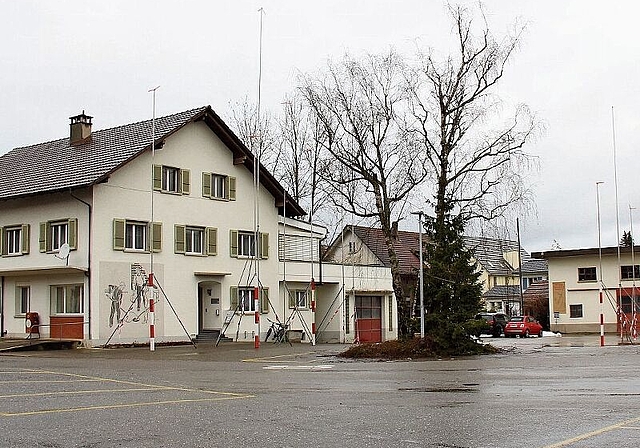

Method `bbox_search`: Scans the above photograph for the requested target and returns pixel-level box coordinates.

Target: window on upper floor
[278,233,319,262]
[230,286,269,314]
[113,219,162,253]
[39,218,77,253]
[202,172,236,201]
[230,230,268,259]
[50,284,83,314]
[174,225,217,256]
[621,265,640,280]
[1,224,30,256]
[153,165,190,195]
[578,267,597,282]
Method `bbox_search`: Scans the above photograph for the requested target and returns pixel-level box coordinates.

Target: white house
[533,246,639,336]
[0,107,396,346]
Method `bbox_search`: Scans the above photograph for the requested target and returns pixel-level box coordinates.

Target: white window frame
[290,290,308,309]
[212,174,226,199]
[50,221,68,251]
[238,231,256,258]
[5,226,22,255]
[15,285,30,316]
[238,288,255,313]
[125,221,147,251]
[50,284,84,315]
[162,166,179,193]
[185,226,204,255]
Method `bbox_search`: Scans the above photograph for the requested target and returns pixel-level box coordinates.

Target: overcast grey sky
[1,0,638,253]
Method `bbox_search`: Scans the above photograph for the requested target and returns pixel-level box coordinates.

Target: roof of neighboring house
[0,106,305,217]
[532,246,640,259]
[482,285,522,301]
[523,280,549,303]
[325,225,421,274]
[464,236,528,276]
[519,258,548,275]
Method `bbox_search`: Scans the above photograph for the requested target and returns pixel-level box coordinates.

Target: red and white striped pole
[311,278,316,346]
[599,290,605,347]
[148,273,155,352]
[254,286,260,349]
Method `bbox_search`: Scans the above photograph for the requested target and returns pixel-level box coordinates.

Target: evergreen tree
[423,214,483,324]
[620,231,633,247]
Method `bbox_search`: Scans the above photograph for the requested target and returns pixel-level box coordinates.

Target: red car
[504,315,543,338]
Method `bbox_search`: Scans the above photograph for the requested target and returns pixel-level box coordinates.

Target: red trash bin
[25,312,40,334]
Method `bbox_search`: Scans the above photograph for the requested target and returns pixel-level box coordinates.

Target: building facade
[0,107,396,345]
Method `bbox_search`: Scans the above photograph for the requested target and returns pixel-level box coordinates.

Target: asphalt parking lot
[1,334,640,448]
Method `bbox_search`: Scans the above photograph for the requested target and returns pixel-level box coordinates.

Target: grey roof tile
[0,106,305,217]
[0,107,206,200]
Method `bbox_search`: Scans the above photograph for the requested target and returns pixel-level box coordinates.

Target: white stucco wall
[547,252,634,333]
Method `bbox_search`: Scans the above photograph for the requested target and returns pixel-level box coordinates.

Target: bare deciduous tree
[299,50,431,334]
[405,4,539,230]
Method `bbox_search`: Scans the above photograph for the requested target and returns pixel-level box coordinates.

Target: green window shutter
[151,222,162,253]
[289,290,295,309]
[230,230,238,257]
[181,169,190,195]
[174,224,185,254]
[206,227,218,256]
[202,172,211,198]
[21,224,30,254]
[67,218,78,250]
[153,165,162,191]
[0,227,5,255]
[230,286,238,310]
[39,222,47,252]
[260,232,269,259]
[260,287,270,314]
[228,176,236,201]
[113,219,125,251]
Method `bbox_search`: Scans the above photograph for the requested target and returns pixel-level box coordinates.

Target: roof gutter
[69,190,92,341]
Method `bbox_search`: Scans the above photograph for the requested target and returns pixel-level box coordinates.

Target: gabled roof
[326,225,421,274]
[519,258,548,275]
[0,106,305,217]
[464,236,528,276]
[482,285,521,301]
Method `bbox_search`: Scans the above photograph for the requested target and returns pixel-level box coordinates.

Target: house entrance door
[355,295,382,343]
[200,282,222,330]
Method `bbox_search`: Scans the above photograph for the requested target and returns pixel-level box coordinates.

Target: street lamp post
[411,211,425,339]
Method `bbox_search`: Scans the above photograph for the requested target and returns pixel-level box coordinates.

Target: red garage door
[356,295,382,343]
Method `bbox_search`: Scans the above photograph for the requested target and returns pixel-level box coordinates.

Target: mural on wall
[100,261,163,340]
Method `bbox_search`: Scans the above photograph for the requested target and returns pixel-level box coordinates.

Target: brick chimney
[69,111,93,145]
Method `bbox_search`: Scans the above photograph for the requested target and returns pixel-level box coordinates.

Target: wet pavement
[1,334,639,447]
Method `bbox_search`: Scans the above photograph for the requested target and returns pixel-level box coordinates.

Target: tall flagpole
[630,205,637,342]
[253,7,265,349]
[596,181,604,347]
[148,85,160,352]
[612,106,623,342]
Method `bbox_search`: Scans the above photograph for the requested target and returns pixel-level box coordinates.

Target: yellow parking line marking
[0,388,162,399]
[0,379,103,384]
[0,395,253,417]
[243,351,315,363]
[544,416,640,447]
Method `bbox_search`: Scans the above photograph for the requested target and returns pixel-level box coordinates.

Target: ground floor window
[289,290,308,309]
[15,285,30,315]
[569,304,583,318]
[50,284,83,314]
